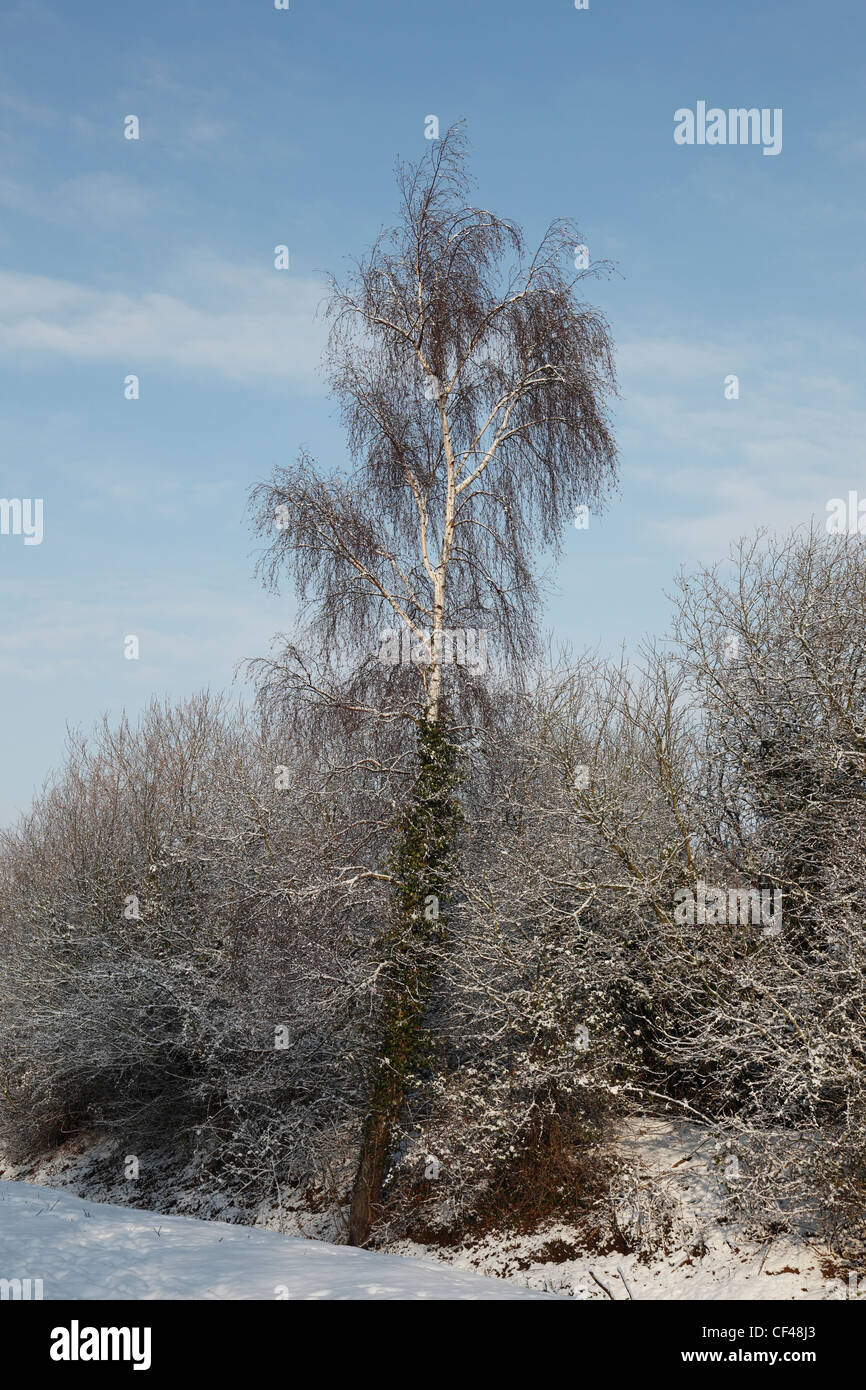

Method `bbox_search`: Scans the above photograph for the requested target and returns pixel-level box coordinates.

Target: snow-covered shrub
[0,694,390,1209]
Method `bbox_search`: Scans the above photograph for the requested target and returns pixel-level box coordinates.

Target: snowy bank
[0,1180,553,1300]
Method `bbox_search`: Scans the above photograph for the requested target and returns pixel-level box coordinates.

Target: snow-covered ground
[1,1118,855,1300]
[390,1119,840,1300]
[0,1181,552,1300]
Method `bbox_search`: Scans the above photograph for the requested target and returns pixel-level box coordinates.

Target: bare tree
[250,124,619,1245]
[7,520,865,1254]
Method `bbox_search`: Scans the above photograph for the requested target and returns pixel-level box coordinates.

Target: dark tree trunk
[346,720,461,1248]
[347,990,413,1246]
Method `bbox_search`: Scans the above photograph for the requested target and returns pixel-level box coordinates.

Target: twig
[590,1269,616,1300]
[617,1266,635,1300]
[671,1135,712,1169]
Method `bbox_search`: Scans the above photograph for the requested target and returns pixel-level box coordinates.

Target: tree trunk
[346,990,413,1246]
[346,1111,391,1247]
[346,720,460,1247]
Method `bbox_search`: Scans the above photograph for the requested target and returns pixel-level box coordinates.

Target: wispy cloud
[0,576,288,685]
[0,264,329,384]
[55,172,155,225]
[617,332,866,557]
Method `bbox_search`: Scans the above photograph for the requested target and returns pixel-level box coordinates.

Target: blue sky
[1,0,865,824]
